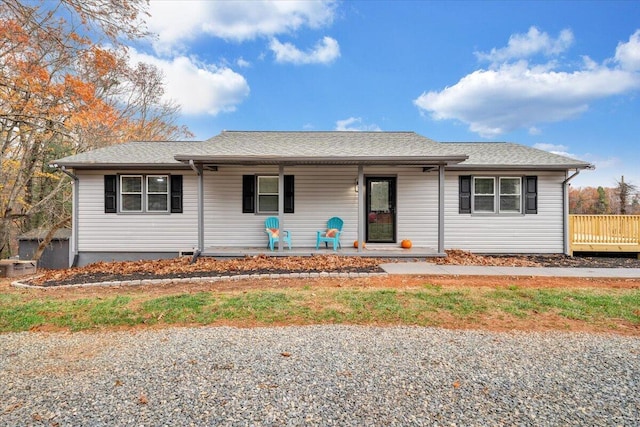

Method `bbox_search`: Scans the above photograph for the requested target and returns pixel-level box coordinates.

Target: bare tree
[615,176,638,215]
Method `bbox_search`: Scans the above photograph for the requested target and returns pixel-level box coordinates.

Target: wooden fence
[569,215,640,255]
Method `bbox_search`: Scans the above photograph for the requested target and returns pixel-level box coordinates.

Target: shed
[18,228,71,269]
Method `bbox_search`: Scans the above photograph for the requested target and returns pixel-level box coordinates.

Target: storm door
[366,177,396,243]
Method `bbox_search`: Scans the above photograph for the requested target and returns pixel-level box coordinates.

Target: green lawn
[1,284,639,333]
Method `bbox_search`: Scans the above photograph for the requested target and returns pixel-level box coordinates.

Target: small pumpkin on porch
[353,240,366,248]
[401,239,412,249]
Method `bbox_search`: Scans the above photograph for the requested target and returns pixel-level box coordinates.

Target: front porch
[192,245,443,259]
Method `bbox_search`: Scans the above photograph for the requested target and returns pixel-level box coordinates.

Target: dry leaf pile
[435,249,541,267]
[29,254,383,286]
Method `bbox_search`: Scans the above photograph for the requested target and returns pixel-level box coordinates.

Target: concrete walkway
[379,262,640,278]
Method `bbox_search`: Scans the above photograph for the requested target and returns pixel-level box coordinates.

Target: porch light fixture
[355,178,359,193]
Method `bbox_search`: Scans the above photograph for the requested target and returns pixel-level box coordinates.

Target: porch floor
[196,245,443,259]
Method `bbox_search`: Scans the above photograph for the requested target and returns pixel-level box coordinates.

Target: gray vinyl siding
[444,171,565,253]
[204,166,359,248]
[75,167,566,254]
[203,166,439,248]
[76,170,199,252]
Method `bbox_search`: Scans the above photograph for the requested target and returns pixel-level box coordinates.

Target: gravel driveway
[1,326,638,426]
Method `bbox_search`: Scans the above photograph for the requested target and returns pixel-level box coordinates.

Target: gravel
[1,326,638,426]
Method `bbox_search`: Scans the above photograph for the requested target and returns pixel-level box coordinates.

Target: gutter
[51,164,80,267]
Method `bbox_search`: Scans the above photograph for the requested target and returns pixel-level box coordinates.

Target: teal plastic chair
[264,217,291,251]
[316,217,343,251]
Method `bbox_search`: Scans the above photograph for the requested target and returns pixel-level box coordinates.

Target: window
[499,177,521,213]
[473,177,495,213]
[459,175,536,215]
[105,174,182,214]
[121,175,143,212]
[147,175,169,212]
[257,176,279,213]
[242,175,294,214]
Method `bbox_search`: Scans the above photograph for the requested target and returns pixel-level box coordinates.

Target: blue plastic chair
[316,217,343,251]
[264,217,291,251]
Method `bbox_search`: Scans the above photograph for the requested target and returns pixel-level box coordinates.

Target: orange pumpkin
[401,239,412,249]
[353,240,366,248]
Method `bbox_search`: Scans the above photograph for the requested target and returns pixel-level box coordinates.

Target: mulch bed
[19,251,640,288]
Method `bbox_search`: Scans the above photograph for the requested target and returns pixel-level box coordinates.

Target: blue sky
[128,1,640,188]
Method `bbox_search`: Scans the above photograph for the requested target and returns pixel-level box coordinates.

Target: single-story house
[51,131,593,266]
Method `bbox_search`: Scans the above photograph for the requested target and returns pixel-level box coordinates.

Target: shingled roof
[51,131,592,170]
[442,142,593,170]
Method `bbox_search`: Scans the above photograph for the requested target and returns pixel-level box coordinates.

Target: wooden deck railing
[569,215,640,254]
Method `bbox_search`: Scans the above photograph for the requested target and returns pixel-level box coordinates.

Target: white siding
[75,167,566,254]
[444,171,565,253]
[76,170,199,252]
[204,166,359,247]
[202,166,440,248]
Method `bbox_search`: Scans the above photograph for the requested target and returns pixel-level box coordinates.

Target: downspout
[189,160,204,262]
[562,170,581,255]
[54,165,79,267]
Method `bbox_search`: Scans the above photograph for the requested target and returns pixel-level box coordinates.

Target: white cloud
[236,57,251,68]
[475,27,574,64]
[533,142,569,153]
[615,30,640,71]
[415,29,640,138]
[335,117,381,132]
[533,142,574,158]
[270,36,340,65]
[129,49,250,116]
[148,0,337,54]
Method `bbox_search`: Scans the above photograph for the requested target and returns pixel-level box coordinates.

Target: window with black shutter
[104,174,183,214]
[524,176,538,214]
[459,175,471,214]
[243,174,295,213]
[170,175,183,213]
[284,175,294,213]
[459,175,538,215]
[104,175,117,213]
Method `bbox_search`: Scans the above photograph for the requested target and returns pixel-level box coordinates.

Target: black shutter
[284,175,294,213]
[242,175,255,213]
[104,175,117,213]
[170,175,183,213]
[459,175,471,214]
[524,176,538,214]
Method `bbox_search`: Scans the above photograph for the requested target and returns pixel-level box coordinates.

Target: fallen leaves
[435,250,541,267]
[29,254,383,286]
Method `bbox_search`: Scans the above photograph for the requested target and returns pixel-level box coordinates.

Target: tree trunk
[32,216,71,261]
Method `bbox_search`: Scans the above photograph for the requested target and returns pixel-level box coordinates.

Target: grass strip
[0,285,638,333]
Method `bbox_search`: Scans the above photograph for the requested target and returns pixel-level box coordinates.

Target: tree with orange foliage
[0,0,192,258]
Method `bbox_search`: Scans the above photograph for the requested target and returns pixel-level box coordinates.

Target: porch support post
[357,164,364,253]
[278,164,285,252]
[197,163,205,253]
[438,164,445,254]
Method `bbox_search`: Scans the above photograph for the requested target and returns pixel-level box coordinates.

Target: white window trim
[119,174,170,214]
[472,176,496,213]
[471,176,524,215]
[257,175,279,213]
[498,176,522,214]
[120,175,143,213]
[146,175,169,213]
